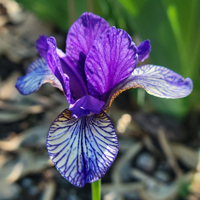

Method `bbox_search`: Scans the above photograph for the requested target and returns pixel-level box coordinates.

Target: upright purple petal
[69,95,105,118]
[137,40,151,62]
[105,65,193,108]
[85,27,137,102]
[46,37,74,103]
[47,109,119,187]
[66,12,110,76]
[36,35,88,101]
[15,58,62,95]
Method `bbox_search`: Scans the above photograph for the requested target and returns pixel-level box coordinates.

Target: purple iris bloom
[15,12,193,187]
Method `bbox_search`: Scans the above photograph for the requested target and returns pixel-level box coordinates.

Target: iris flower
[16,12,192,187]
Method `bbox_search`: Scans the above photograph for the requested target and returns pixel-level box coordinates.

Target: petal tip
[15,58,63,95]
[15,73,43,95]
[36,35,49,58]
[137,39,151,62]
[185,77,193,87]
[15,76,31,95]
[184,77,193,95]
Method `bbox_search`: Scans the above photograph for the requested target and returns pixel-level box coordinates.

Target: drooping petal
[47,109,118,188]
[105,65,193,108]
[85,27,137,102]
[137,40,151,62]
[69,95,105,118]
[15,58,62,95]
[66,12,110,77]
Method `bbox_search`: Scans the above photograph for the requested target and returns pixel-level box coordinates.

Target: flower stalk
[91,179,101,200]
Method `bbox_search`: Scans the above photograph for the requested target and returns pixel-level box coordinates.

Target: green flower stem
[91,179,101,200]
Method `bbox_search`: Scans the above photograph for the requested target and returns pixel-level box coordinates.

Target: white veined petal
[129,65,193,98]
[47,109,119,187]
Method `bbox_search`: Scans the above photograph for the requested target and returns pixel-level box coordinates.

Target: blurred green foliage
[15,0,69,30]
[15,0,200,117]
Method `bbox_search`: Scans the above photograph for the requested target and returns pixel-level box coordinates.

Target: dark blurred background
[0,0,200,200]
